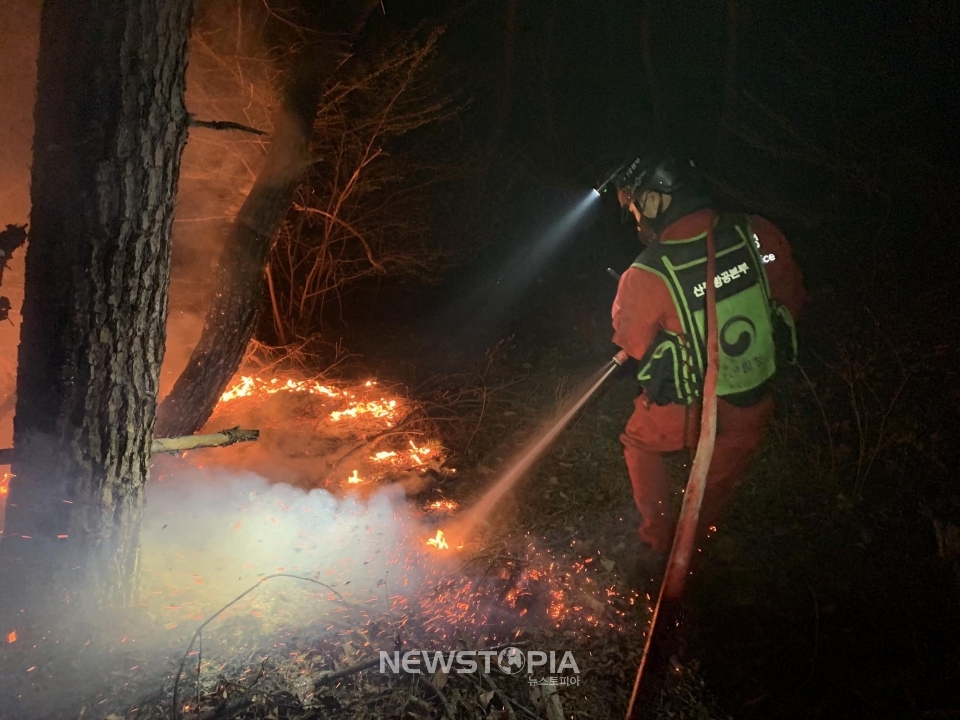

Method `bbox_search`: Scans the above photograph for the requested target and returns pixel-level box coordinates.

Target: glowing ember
[407,440,433,465]
[7,631,16,643]
[409,441,431,454]
[219,375,344,403]
[347,470,364,484]
[426,529,450,550]
[425,500,458,512]
[330,399,397,422]
[371,451,397,461]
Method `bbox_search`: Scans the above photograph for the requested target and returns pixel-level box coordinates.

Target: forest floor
[318,231,960,720]
[16,221,958,720]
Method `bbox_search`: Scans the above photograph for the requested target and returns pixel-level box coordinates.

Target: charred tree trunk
[1,0,193,612]
[155,2,378,438]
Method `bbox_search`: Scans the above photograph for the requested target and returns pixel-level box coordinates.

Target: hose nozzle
[613,349,629,366]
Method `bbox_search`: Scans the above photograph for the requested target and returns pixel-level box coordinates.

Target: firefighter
[610,150,808,565]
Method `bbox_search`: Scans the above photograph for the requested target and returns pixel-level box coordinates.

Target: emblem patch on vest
[720,315,756,358]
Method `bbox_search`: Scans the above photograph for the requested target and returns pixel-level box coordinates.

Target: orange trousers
[620,393,775,551]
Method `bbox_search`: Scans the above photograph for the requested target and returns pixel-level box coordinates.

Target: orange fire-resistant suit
[612,208,808,551]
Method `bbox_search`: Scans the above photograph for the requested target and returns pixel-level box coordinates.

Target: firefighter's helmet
[613,150,696,200]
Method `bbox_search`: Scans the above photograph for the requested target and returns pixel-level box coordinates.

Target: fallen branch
[188,116,267,136]
[0,427,259,464]
[530,680,564,720]
[150,426,260,454]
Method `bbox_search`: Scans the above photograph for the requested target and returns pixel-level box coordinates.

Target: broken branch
[0,427,260,464]
[188,116,267,136]
[150,426,260,454]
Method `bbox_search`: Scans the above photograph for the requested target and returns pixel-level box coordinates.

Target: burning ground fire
[209,374,445,492]
[3,373,649,717]
[145,375,646,638]
[129,374,645,645]
[424,499,458,512]
[426,529,450,549]
[219,375,399,424]
[220,375,346,402]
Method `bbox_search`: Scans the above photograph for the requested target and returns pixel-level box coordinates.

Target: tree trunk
[155,2,378,438]
[1,0,194,611]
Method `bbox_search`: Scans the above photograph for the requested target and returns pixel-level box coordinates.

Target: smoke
[138,466,439,640]
[1,465,456,717]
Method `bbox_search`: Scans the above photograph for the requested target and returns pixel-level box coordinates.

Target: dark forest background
[324,2,960,718]
[312,0,959,338]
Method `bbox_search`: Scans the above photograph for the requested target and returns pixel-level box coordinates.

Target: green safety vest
[631,213,795,406]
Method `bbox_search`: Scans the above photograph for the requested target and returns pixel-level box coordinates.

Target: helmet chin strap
[635,193,663,245]
[647,192,677,237]
[651,193,664,221]
[635,213,657,246]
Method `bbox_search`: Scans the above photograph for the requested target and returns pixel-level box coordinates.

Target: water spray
[452,355,624,544]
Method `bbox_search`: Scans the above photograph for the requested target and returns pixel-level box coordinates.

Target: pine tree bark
[155,1,379,438]
[1,0,194,610]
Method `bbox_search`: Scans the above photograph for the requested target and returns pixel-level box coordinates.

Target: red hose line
[625,217,721,719]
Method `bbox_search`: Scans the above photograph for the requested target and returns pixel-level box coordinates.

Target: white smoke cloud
[137,465,441,643]
[1,465,459,718]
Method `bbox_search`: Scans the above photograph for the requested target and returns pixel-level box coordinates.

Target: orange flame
[347,470,363,484]
[330,399,397,422]
[0,472,12,497]
[220,375,343,403]
[425,500,458,512]
[409,440,431,455]
[426,529,450,550]
[7,631,16,643]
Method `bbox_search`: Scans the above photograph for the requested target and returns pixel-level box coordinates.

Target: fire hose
[618,219,721,719]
